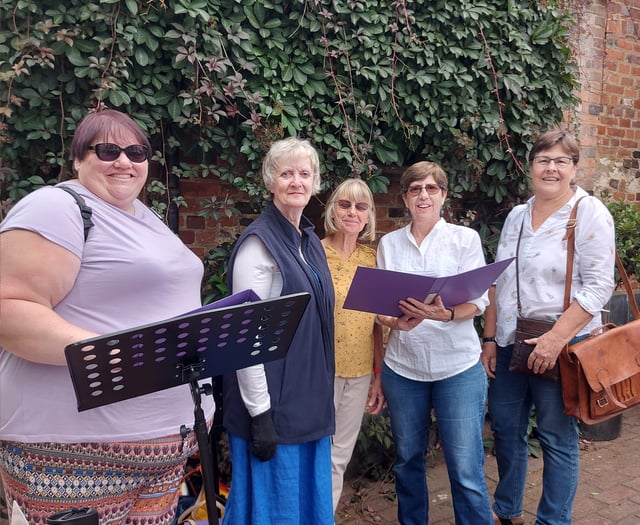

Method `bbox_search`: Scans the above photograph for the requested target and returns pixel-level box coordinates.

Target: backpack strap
[57,185,95,241]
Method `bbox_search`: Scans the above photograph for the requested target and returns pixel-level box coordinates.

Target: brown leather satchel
[559,253,640,424]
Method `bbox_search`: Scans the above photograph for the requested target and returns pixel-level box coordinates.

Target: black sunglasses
[88,143,150,163]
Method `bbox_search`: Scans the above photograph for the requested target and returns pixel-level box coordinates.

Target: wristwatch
[444,307,455,322]
[482,336,496,343]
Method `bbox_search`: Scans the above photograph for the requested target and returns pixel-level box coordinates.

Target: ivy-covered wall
[2,0,638,262]
[177,0,640,259]
[0,1,581,234]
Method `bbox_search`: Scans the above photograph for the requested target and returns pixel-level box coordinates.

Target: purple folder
[185,289,261,315]
[343,257,515,317]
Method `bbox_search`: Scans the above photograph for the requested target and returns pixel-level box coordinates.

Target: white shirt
[377,219,489,381]
[231,235,283,416]
[494,187,616,347]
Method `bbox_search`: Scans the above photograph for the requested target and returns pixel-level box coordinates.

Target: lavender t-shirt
[0,182,215,442]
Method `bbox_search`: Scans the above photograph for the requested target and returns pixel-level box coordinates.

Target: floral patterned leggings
[0,433,197,525]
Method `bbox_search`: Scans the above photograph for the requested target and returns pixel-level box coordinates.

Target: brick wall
[176,168,412,258]
[576,0,640,200]
[177,0,640,257]
[175,178,246,259]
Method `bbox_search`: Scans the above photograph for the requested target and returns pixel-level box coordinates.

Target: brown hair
[528,128,580,164]
[71,109,151,163]
[400,161,448,193]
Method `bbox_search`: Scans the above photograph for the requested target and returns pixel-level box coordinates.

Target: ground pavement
[336,404,640,524]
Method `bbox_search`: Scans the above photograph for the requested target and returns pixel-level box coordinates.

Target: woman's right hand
[480,341,497,379]
[250,409,279,461]
[376,314,421,331]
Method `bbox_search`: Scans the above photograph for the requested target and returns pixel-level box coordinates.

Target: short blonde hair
[262,137,321,194]
[324,178,376,242]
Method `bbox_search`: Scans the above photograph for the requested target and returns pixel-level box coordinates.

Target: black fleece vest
[223,203,335,442]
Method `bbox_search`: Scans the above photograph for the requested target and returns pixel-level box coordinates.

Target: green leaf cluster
[351,411,396,481]
[1,0,579,234]
[607,199,640,280]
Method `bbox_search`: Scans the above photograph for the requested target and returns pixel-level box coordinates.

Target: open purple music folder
[343,257,515,317]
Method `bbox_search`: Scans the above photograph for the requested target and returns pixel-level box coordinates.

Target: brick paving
[2,406,639,524]
[337,404,640,524]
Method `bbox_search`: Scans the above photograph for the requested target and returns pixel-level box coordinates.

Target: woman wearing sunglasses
[0,109,214,523]
[375,161,493,524]
[320,179,384,514]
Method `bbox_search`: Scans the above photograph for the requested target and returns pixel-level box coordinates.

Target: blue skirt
[221,434,333,525]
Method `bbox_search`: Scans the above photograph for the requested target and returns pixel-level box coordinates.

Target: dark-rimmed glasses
[532,156,574,168]
[88,143,150,163]
[404,184,444,197]
[337,200,369,212]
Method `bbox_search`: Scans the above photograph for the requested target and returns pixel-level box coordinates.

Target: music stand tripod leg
[183,380,219,525]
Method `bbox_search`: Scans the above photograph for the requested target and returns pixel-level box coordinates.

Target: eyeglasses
[337,200,370,212]
[88,143,150,163]
[532,156,574,168]
[404,184,444,197]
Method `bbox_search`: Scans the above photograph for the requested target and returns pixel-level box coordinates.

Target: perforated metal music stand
[65,291,310,525]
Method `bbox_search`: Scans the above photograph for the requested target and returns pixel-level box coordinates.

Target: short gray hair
[262,137,321,194]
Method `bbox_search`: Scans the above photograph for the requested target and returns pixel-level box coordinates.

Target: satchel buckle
[596,397,609,408]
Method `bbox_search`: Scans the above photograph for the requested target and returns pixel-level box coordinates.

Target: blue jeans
[488,344,580,525]
[382,361,493,525]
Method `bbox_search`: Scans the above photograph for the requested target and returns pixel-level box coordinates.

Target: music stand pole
[182,375,218,525]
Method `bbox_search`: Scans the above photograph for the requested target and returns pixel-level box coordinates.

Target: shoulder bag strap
[615,252,640,320]
[562,196,584,311]
[58,185,95,241]
[564,196,639,320]
[515,215,526,316]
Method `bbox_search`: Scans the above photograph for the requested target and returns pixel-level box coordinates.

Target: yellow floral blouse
[324,243,378,377]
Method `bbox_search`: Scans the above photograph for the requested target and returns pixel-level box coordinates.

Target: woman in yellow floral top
[321,178,384,513]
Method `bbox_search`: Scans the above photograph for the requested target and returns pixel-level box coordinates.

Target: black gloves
[250,409,279,461]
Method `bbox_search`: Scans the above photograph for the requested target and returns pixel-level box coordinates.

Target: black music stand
[65,291,310,525]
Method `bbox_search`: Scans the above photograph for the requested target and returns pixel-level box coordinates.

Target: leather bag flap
[568,319,640,393]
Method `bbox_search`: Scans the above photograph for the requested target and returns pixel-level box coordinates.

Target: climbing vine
[1,0,579,228]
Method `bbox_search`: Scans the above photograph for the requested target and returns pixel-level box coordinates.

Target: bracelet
[373,367,382,375]
[445,307,455,322]
[482,336,496,343]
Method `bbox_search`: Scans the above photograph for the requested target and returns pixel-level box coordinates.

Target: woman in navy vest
[222,138,335,525]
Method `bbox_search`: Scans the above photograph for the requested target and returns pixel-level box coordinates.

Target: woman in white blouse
[481,128,615,525]
[376,161,493,525]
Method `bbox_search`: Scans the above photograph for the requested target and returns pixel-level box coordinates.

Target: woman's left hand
[399,295,451,322]
[526,331,566,374]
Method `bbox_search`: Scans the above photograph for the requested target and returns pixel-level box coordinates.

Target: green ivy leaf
[134,47,150,66]
[66,47,88,67]
[124,0,138,15]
